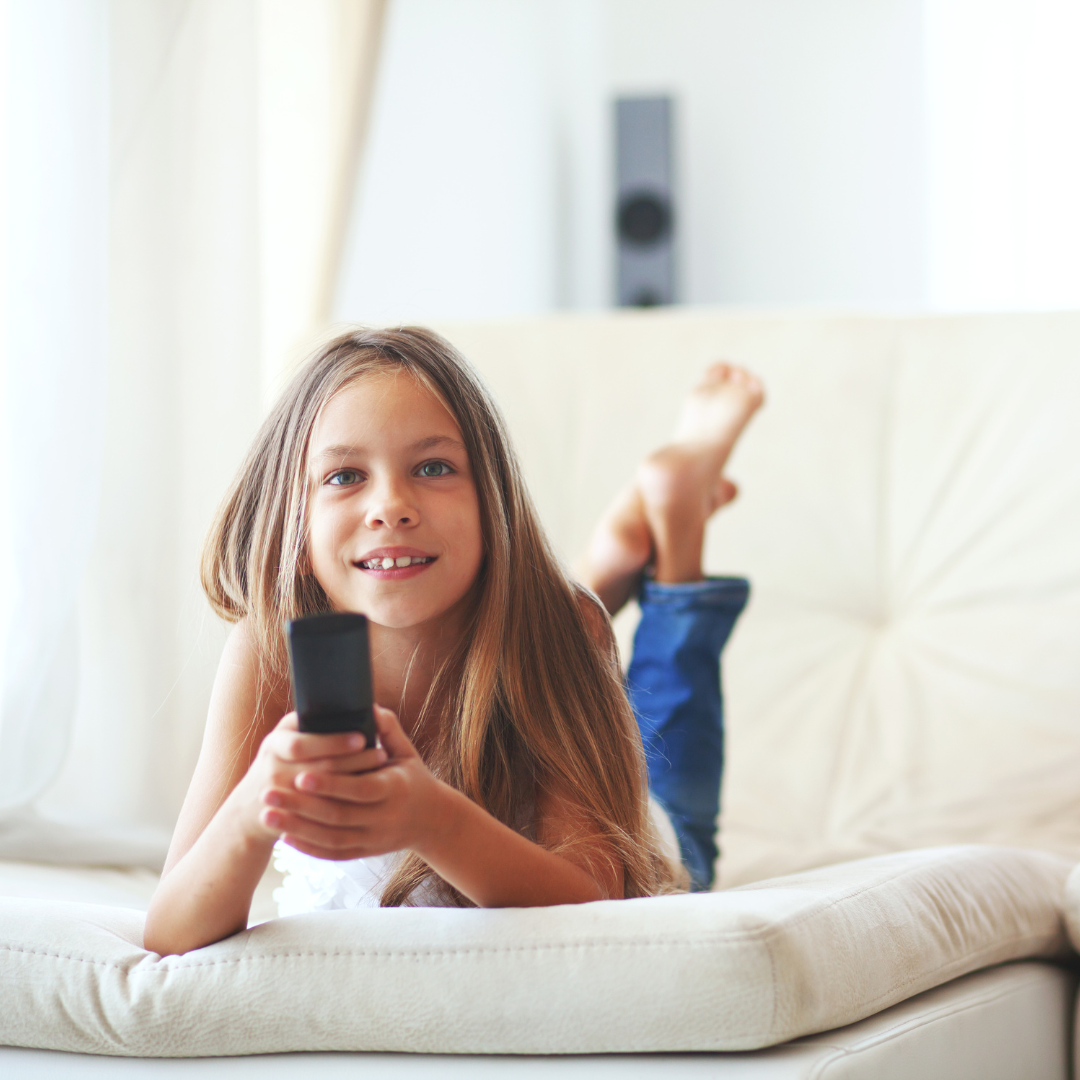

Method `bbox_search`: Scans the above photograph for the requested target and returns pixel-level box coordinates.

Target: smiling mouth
[357,555,436,570]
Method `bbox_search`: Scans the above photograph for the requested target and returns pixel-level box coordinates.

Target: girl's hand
[261,705,447,861]
[242,712,388,841]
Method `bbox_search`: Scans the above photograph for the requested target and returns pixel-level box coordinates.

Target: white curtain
[2,0,109,818]
[0,0,385,865]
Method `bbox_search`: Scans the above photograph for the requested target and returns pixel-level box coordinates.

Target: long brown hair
[202,327,682,903]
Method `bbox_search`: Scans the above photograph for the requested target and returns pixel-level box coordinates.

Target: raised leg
[576,363,763,613]
[628,577,748,890]
[577,362,763,889]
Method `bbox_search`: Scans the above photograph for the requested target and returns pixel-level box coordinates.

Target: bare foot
[640,364,763,586]
[577,363,763,613]
[670,362,765,471]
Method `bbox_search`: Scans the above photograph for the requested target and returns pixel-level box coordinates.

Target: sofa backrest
[437,310,1080,885]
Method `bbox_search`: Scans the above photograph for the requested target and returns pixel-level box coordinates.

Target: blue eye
[418,461,451,477]
[328,469,361,486]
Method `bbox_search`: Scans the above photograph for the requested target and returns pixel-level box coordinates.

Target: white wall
[334,0,561,322]
[336,0,1080,321]
[335,0,927,320]
[607,0,926,308]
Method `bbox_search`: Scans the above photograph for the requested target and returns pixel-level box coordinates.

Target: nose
[364,475,418,530]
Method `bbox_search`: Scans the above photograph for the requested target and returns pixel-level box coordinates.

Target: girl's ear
[298,545,313,576]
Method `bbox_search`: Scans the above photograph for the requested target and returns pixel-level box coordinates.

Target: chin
[363,601,444,631]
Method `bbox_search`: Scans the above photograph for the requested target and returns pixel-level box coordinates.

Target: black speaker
[615,96,675,307]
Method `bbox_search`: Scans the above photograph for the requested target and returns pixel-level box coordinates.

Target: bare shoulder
[206,619,290,759]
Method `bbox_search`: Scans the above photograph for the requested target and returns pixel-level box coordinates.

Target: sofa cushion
[1,962,1073,1078]
[0,846,1068,1058]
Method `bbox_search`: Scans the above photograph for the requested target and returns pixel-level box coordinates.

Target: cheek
[307,499,352,561]
[444,498,484,581]
[306,504,330,554]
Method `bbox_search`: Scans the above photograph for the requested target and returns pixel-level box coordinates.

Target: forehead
[309,369,463,452]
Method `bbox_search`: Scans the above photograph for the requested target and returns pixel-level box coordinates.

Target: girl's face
[305,370,484,632]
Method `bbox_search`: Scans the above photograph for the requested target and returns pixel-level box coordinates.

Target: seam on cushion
[765,927,780,1041]
[0,937,767,972]
[0,907,1059,976]
[0,915,892,953]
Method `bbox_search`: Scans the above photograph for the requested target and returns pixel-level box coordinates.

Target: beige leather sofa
[3,310,1080,1077]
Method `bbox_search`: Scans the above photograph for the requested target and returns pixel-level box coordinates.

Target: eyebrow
[411,435,466,452]
[313,435,466,462]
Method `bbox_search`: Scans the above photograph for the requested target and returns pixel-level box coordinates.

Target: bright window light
[926,0,1080,310]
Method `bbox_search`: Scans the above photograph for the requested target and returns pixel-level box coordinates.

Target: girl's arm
[424,775,624,906]
[263,594,628,908]
[144,622,279,954]
[260,704,623,907]
[144,622,384,955]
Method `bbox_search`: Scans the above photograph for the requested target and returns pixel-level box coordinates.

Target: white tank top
[272,840,440,915]
[273,798,679,915]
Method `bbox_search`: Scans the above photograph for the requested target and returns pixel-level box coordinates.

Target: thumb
[373,704,416,761]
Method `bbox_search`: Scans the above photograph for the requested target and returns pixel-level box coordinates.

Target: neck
[368,609,463,752]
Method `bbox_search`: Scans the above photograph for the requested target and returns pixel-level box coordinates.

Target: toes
[702,361,764,402]
[699,361,731,387]
[729,366,765,404]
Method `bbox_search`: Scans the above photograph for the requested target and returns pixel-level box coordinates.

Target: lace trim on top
[272,840,440,916]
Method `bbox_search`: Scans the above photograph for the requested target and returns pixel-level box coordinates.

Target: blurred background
[3,0,1080,864]
[348,0,1080,318]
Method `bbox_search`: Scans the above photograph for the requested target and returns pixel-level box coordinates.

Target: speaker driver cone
[618,191,672,247]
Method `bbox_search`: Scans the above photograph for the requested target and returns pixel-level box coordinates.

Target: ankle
[650,522,706,585]
[652,561,705,586]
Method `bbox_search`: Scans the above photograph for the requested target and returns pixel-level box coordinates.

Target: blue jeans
[626,577,750,891]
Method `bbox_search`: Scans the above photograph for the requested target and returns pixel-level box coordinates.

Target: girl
[144,327,761,956]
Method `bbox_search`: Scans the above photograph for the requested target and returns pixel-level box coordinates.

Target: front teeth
[360,556,433,570]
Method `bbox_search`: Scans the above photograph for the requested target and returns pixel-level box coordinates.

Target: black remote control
[287,612,377,744]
